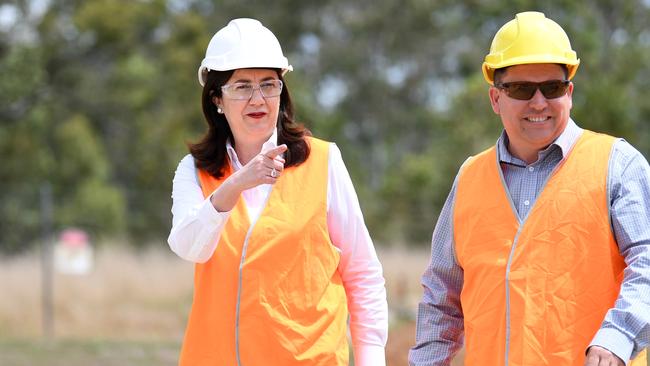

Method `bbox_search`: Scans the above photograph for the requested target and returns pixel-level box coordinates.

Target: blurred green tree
[0,0,648,252]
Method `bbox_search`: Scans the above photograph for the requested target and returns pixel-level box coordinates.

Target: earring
[217,107,223,114]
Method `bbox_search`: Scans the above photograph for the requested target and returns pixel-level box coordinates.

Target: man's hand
[585,346,624,366]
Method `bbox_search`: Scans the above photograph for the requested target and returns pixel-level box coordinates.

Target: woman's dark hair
[189,69,311,178]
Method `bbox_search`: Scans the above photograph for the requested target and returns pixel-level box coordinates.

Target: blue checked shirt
[409,120,650,365]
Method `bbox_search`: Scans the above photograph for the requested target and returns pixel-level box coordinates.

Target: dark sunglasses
[495,80,570,100]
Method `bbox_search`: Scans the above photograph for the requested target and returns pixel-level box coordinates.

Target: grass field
[0,339,180,366]
[0,243,463,365]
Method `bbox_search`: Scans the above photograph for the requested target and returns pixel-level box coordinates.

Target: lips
[247,112,266,119]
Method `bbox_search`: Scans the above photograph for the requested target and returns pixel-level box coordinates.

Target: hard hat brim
[197,63,293,87]
[482,59,579,85]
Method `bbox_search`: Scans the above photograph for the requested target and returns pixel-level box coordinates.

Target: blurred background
[1,0,648,365]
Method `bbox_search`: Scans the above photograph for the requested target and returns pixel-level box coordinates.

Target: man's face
[488,63,573,164]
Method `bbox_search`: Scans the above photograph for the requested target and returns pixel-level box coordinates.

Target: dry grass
[0,243,463,365]
[0,243,193,340]
[378,246,464,366]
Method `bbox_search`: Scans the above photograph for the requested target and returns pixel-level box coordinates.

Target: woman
[168,18,388,366]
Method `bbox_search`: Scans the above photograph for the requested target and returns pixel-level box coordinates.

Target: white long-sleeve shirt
[168,135,388,366]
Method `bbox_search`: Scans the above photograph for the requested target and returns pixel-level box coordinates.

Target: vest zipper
[504,226,523,366]
[496,148,567,366]
[235,191,274,366]
[495,151,523,366]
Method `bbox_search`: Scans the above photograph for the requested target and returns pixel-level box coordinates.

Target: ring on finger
[271,168,278,178]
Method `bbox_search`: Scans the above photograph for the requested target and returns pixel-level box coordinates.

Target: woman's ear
[213,96,224,114]
[212,96,224,114]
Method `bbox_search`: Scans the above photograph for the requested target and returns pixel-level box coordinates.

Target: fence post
[40,182,54,339]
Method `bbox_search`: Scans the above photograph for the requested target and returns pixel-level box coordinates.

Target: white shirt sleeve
[167,154,231,263]
[327,144,388,366]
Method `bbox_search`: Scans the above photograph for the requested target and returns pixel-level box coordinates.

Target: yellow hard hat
[482,11,580,85]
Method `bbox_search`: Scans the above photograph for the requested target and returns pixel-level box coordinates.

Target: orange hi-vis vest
[179,137,349,366]
[453,131,634,365]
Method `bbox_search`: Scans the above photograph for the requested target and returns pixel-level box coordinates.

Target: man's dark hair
[493,64,569,85]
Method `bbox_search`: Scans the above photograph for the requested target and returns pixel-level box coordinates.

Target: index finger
[264,144,288,159]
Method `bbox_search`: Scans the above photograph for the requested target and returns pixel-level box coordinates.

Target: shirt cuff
[589,327,634,363]
[353,344,385,366]
[183,195,231,262]
[199,193,231,225]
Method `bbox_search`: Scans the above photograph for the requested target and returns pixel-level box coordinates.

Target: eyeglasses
[221,80,283,100]
[495,80,570,100]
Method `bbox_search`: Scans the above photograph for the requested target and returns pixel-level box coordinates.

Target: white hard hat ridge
[197,18,293,86]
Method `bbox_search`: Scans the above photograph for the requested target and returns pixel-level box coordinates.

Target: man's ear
[488,87,501,115]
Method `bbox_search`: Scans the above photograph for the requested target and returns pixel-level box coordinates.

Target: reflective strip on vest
[179,137,349,366]
[454,131,630,365]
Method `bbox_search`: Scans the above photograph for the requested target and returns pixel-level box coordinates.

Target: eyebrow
[232,76,276,83]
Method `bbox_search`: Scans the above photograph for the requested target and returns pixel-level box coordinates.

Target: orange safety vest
[179,137,349,366]
[453,131,642,365]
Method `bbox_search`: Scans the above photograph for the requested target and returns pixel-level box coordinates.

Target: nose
[528,88,548,110]
[248,87,265,105]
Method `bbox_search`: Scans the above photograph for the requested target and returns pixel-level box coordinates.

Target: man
[409,11,649,366]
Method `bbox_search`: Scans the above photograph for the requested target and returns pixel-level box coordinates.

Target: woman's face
[215,68,281,147]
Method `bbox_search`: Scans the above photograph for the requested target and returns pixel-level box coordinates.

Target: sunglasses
[495,80,570,100]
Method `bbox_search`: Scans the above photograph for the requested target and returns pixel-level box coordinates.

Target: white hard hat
[197,18,293,86]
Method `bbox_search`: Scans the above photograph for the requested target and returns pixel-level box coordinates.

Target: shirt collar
[226,129,278,170]
[497,118,583,165]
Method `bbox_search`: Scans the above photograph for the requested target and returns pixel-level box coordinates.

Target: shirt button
[524,200,530,206]
[528,166,534,172]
